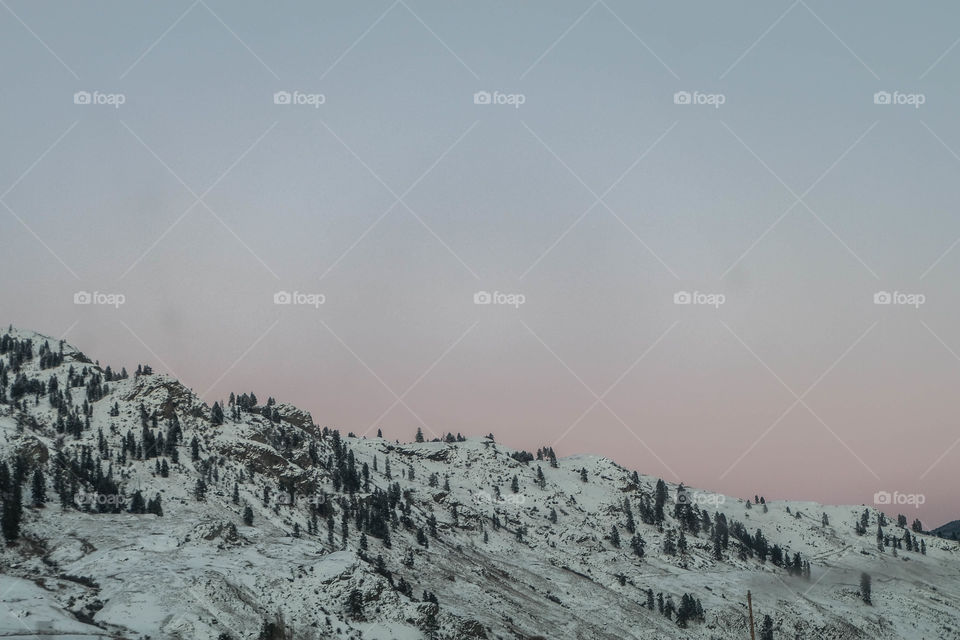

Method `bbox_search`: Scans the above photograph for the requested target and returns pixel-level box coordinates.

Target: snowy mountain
[1,326,958,640]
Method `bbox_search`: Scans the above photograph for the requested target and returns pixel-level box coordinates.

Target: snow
[0,326,958,639]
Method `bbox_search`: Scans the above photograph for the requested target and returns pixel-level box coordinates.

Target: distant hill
[932,519,960,541]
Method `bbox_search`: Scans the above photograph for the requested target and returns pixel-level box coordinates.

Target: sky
[2,1,959,527]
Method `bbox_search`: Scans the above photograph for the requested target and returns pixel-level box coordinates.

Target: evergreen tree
[129,490,146,514]
[347,589,364,619]
[860,572,872,605]
[760,614,774,640]
[654,479,668,524]
[211,402,224,425]
[580,468,588,482]
[147,494,163,516]
[511,475,519,493]
[2,480,23,542]
[610,525,621,548]
[415,427,424,443]
[31,468,46,507]
[243,505,254,526]
[190,436,200,461]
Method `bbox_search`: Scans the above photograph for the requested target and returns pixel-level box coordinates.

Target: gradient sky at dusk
[2,1,960,526]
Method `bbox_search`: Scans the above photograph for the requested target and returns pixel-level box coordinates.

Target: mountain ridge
[0,325,958,639]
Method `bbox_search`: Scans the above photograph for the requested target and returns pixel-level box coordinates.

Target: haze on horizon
[2,1,959,528]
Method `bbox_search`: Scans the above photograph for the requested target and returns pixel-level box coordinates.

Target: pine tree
[2,480,23,542]
[624,498,636,533]
[190,436,200,461]
[129,490,146,514]
[243,505,254,526]
[211,402,224,425]
[415,427,424,443]
[147,494,163,516]
[31,469,46,507]
[654,479,668,524]
[860,572,872,605]
[580,468,588,482]
[610,525,621,548]
[760,614,774,640]
[347,589,364,620]
[511,475,519,493]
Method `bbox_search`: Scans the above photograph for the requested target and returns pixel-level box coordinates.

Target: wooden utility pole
[747,590,756,640]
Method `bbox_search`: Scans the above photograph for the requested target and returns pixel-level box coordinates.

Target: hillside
[932,520,960,542]
[0,326,958,640]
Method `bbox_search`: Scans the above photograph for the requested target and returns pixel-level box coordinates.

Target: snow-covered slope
[0,326,958,640]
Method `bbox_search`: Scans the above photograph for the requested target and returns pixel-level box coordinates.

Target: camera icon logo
[873,91,891,105]
[473,291,492,305]
[873,291,892,305]
[673,91,691,105]
[73,291,92,304]
[273,91,291,105]
[273,290,292,305]
[676,490,689,504]
[74,91,91,105]
[873,491,891,504]
[474,91,491,105]
[673,290,692,305]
